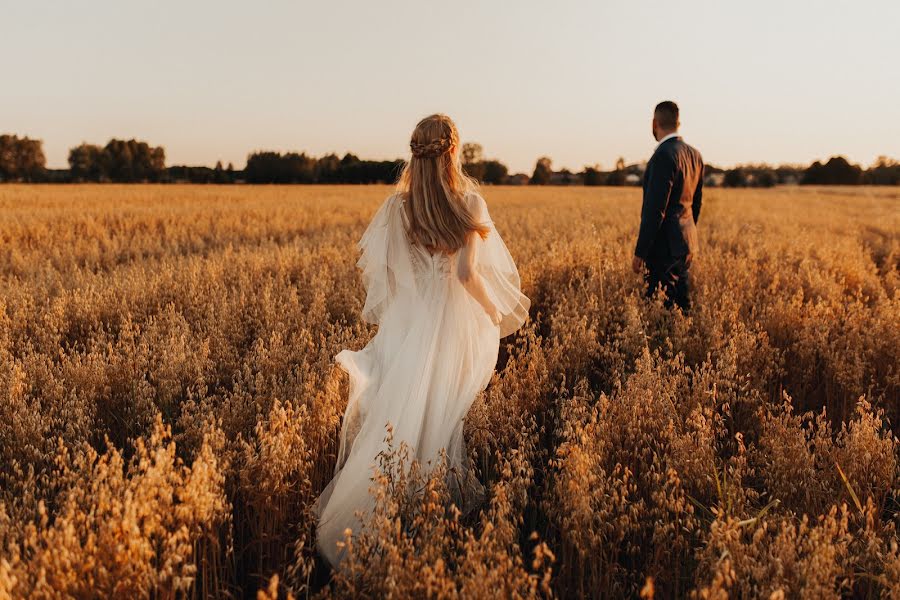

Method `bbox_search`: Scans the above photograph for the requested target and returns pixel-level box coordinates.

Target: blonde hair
[396,114,490,254]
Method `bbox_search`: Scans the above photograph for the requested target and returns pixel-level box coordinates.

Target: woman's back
[314,115,530,570]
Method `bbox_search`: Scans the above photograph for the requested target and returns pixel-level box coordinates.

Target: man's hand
[632,255,644,274]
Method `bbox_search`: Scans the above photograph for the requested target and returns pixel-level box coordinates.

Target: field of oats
[0,184,898,599]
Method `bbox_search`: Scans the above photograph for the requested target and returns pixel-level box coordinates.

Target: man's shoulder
[653,141,679,164]
[669,138,703,162]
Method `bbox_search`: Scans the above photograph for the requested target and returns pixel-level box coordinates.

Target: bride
[313,113,530,568]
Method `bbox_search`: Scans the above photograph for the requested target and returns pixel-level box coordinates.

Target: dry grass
[0,184,897,599]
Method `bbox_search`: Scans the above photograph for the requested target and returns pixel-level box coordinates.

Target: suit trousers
[645,256,691,312]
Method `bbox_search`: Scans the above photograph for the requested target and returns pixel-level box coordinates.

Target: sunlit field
[1,184,898,599]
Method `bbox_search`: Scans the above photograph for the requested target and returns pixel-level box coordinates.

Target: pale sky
[4,0,899,173]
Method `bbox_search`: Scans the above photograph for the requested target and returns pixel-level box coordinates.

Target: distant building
[704,172,725,187]
[625,173,641,185]
[506,173,530,185]
[626,162,646,177]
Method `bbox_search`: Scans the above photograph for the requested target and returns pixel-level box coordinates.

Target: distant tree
[598,156,628,186]
[102,139,133,181]
[802,156,862,185]
[316,153,341,182]
[0,136,15,181]
[754,170,776,188]
[213,160,229,183]
[20,137,46,181]
[723,168,748,187]
[461,143,483,165]
[244,151,315,183]
[167,165,215,183]
[324,153,404,184]
[463,162,486,182]
[342,159,405,184]
[461,143,486,181]
[245,152,282,183]
[95,139,165,182]
[583,165,603,186]
[606,169,627,186]
[864,156,899,185]
[480,160,508,184]
[150,146,166,179]
[460,143,509,184]
[531,157,552,185]
[555,168,579,185]
[283,152,316,183]
[68,143,105,182]
[0,134,46,182]
[775,165,804,184]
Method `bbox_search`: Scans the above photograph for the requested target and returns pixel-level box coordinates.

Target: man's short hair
[654,101,679,129]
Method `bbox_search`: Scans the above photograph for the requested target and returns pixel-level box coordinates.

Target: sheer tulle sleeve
[468,193,530,338]
[357,193,417,324]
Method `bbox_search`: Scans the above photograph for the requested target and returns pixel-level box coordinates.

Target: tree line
[716,156,899,187]
[244,152,404,184]
[0,132,897,186]
[68,140,166,182]
[531,155,900,187]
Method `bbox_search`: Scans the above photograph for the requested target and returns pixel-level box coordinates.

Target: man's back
[637,136,704,261]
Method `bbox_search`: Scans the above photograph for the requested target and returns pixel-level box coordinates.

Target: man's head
[652,101,679,141]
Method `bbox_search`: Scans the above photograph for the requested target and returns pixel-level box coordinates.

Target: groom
[632,101,704,312]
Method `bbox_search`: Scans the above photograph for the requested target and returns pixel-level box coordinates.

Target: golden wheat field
[0,184,898,599]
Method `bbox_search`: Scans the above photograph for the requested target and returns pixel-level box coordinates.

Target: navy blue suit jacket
[635,136,704,262]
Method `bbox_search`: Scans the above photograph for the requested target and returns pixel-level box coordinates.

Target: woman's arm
[457,229,502,325]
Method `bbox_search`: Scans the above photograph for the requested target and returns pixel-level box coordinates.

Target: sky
[3,0,899,173]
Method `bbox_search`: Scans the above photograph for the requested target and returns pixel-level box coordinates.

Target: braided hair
[410,136,452,159]
[395,114,489,253]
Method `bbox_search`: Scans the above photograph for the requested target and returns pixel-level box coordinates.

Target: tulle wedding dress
[313,191,529,568]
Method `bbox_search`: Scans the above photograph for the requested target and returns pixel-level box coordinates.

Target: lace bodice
[409,245,455,282]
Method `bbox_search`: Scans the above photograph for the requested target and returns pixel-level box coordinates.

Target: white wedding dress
[313,190,529,568]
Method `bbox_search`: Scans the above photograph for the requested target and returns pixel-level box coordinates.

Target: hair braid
[410,136,452,159]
